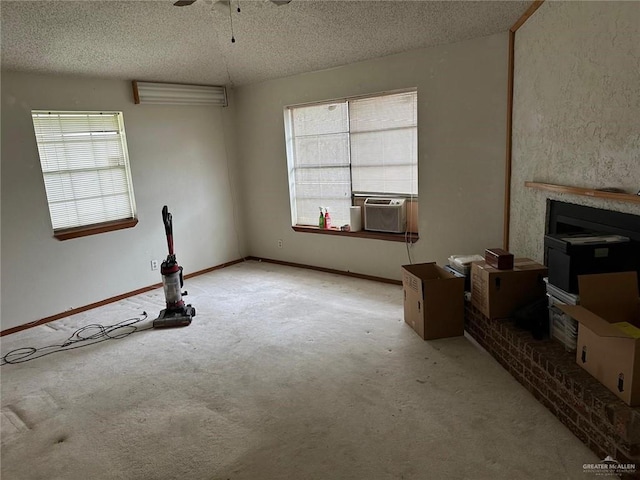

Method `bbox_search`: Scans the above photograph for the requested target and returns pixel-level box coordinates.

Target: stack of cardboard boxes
[402,252,548,340]
[401,251,640,407]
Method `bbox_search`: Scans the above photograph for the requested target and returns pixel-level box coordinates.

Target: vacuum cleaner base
[153,305,195,329]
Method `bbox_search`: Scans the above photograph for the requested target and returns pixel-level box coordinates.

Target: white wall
[235,33,509,280]
[1,72,246,330]
[510,1,640,262]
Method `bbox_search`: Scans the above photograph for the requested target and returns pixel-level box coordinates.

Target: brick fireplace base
[465,302,640,470]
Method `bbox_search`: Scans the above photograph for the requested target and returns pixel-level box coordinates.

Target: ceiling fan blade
[174,0,197,6]
[271,0,292,5]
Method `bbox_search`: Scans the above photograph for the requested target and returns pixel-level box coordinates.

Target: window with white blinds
[31,111,137,231]
[285,90,417,227]
[350,92,417,195]
[286,101,352,226]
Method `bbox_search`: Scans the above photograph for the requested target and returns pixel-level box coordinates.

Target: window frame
[31,110,138,241]
[284,88,419,240]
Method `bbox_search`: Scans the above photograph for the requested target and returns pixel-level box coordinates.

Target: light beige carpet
[1,260,597,479]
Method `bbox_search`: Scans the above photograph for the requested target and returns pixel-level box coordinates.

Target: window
[284,90,417,228]
[31,111,137,238]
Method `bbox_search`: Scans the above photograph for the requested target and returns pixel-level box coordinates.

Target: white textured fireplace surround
[509,1,639,260]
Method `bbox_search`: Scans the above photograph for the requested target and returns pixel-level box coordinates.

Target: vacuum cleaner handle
[162,206,174,256]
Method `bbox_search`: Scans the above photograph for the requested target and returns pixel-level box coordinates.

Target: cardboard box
[558,272,640,406]
[402,263,465,340]
[471,258,547,319]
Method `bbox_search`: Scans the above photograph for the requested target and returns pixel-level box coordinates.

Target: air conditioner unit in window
[364,198,407,233]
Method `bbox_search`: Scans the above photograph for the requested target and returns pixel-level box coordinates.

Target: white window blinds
[350,91,418,195]
[31,111,137,231]
[289,102,352,226]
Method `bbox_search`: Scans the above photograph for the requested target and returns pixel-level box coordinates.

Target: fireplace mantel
[525,182,640,204]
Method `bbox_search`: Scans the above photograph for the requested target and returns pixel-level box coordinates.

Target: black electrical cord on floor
[1,312,151,366]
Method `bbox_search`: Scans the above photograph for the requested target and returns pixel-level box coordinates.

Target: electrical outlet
[151,259,159,271]
[277,239,283,248]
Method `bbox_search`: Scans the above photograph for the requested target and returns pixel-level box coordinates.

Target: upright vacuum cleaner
[153,206,196,329]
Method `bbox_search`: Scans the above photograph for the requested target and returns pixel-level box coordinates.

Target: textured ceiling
[1,0,530,87]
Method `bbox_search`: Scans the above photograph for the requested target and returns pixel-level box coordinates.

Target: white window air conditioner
[364,198,407,233]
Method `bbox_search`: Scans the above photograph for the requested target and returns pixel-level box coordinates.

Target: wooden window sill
[54,218,138,241]
[292,225,419,243]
